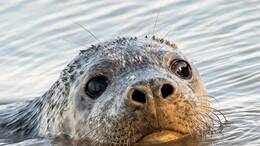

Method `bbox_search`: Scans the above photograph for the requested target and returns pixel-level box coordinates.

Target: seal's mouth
[136,130,188,145]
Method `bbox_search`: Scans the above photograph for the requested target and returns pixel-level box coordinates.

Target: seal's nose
[130,83,175,105]
[160,83,175,99]
[131,89,147,104]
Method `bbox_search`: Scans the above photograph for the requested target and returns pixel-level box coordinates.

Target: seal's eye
[171,60,192,79]
[85,76,108,99]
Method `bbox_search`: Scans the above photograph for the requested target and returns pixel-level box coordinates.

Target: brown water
[0,0,260,146]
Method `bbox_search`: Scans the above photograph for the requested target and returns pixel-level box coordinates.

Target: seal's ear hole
[131,90,146,104]
[171,60,192,80]
[85,76,108,99]
[161,83,174,98]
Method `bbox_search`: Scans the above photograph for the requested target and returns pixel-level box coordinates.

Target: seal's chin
[136,130,187,145]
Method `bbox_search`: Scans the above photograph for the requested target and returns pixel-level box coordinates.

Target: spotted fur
[0,36,211,145]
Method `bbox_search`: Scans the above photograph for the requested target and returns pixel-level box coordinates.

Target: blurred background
[0,0,260,145]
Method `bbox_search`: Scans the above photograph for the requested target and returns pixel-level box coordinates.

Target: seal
[0,36,212,145]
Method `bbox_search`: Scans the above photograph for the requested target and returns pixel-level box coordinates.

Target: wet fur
[0,36,212,145]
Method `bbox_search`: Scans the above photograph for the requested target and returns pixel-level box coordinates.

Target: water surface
[0,0,260,145]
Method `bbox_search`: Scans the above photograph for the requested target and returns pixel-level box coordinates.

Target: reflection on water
[1,0,260,145]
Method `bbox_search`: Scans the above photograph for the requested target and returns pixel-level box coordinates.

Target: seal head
[0,36,210,145]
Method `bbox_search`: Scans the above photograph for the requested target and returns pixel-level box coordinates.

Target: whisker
[187,99,227,137]
[195,115,217,137]
[148,1,164,46]
[211,107,227,122]
[75,22,101,44]
[196,111,217,128]
[199,108,226,133]
[208,95,220,103]
[191,109,212,130]
[152,2,163,36]
[199,103,227,123]
[197,94,221,105]
[197,104,226,123]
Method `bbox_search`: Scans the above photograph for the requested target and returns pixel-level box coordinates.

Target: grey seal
[0,36,212,145]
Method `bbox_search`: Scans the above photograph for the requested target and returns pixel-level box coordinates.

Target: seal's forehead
[76,37,184,74]
[93,37,179,63]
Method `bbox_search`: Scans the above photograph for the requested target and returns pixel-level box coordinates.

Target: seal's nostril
[161,84,174,98]
[131,90,146,104]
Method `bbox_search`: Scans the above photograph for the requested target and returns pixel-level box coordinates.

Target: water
[0,0,260,145]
